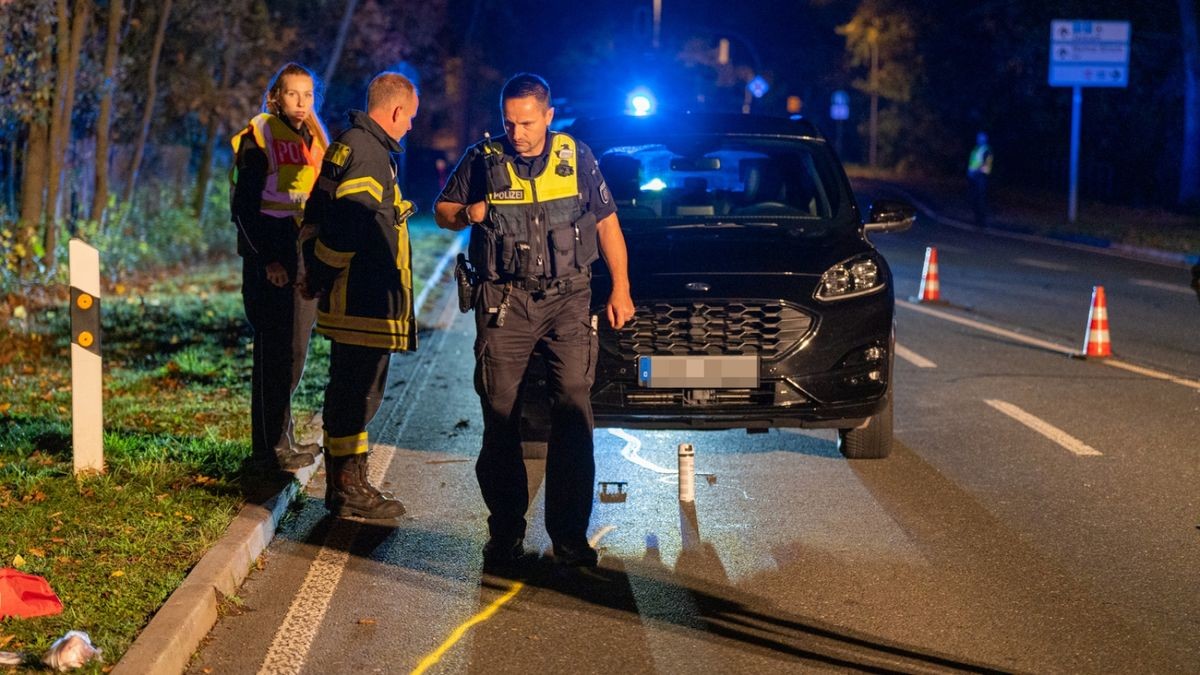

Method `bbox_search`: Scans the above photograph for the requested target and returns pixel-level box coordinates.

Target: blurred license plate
[636,355,759,389]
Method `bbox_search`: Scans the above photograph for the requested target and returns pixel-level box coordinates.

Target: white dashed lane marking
[895,343,937,368]
[1130,278,1194,295]
[984,399,1102,457]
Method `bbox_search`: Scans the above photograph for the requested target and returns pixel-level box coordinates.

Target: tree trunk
[123,0,172,204]
[1179,0,1200,206]
[193,12,238,220]
[46,0,70,231]
[45,0,92,269]
[92,0,124,225]
[322,0,360,88]
[18,20,54,275]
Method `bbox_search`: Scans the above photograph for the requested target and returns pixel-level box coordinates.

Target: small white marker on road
[984,399,1102,457]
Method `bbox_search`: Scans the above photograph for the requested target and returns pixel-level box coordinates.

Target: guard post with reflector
[69,238,104,474]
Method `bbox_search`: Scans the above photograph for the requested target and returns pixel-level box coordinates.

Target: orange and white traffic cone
[1080,285,1111,358]
[914,246,942,303]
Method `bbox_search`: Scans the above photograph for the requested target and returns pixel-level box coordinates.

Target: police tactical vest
[470,132,599,282]
[232,113,326,220]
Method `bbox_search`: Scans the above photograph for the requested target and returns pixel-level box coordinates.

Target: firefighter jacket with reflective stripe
[468,132,599,283]
[968,144,993,175]
[232,113,326,219]
[302,110,417,352]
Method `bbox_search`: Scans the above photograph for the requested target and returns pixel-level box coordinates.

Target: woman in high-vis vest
[231,62,329,471]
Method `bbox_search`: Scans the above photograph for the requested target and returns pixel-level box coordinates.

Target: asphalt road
[189,191,1200,674]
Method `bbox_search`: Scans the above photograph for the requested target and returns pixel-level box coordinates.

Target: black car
[526,112,914,459]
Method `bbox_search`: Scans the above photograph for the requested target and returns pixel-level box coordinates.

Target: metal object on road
[69,238,104,475]
[598,481,628,503]
[678,443,695,502]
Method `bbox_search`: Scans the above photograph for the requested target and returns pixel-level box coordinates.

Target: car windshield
[592,135,846,227]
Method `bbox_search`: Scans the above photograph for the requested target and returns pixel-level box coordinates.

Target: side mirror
[865,199,916,233]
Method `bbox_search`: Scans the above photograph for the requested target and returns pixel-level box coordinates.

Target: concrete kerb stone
[113,229,469,675]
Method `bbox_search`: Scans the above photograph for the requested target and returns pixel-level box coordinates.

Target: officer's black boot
[324,452,405,520]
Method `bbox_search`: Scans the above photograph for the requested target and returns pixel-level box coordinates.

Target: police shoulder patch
[327,142,352,168]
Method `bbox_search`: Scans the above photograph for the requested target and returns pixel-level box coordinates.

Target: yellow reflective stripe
[315,327,413,351]
[324,431,368,457]
[335,176,384,202]
[485,133,578,204]
[329,270,348,316]
[317,312,412,336]
[315,240,354,268]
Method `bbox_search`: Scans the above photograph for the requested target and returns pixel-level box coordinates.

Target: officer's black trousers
[322,342,391,457]
[473,283,598,547]
[242,258,317,459]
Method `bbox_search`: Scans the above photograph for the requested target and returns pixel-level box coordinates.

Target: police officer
[301,72,419,520]
[231,62,329,471]
[435,73,635,568]
[967,131,993,226]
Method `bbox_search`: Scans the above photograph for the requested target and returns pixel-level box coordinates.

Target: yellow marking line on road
[985,400,1102,456]
[898,300,1200,391]
[411,526,616,675]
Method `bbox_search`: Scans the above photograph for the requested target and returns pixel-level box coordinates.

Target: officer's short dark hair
[501,73,551,109]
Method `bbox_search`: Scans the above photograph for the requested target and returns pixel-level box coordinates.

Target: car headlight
[815,257,884,301]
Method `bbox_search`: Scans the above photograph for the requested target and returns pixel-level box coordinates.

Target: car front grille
[600,300,813,361]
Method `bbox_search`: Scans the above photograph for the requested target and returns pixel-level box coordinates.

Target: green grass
[0,217,457,671]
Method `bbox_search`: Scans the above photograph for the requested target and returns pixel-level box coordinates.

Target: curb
[112,228,468,675]
[871,182,1199,269]
[111,460,321,675]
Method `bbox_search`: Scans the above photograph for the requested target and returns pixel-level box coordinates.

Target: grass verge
[0,216,456,672]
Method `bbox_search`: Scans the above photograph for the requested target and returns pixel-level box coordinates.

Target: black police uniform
[230,117,319,467]
[302,110,416,518]
[438,131,616,556]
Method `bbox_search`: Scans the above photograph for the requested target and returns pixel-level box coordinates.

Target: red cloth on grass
[0,568,63,619]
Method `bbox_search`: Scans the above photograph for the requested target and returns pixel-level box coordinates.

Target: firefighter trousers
[472,282,598,547]
[322,342,391,457]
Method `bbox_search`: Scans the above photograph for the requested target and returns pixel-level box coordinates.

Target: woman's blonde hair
[263,62,330,148]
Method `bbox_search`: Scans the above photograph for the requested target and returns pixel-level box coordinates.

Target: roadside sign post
[69,238,104,474]
[1049,20,1130,223]
[830,90,849,158]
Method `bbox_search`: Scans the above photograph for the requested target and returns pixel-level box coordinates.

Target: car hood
[617,225,869,277]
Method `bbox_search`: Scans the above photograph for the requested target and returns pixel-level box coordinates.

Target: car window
[597,137,840,223]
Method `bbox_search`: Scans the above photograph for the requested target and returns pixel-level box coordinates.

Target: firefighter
[967,131,994,226]
[300,72,419,520]
[435,73,635,568]
[230,62,329,471]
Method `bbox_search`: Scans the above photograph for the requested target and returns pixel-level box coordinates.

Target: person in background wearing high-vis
[231,62,329,471]
[300,72,419,520]
[967,131,994,226]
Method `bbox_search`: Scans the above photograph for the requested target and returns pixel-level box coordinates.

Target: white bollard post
[677,442,694,502]
[69,239,104,474]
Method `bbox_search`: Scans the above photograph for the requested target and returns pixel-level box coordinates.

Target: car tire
[837,393,893,459]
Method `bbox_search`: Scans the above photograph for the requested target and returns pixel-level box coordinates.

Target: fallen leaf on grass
[0,402,10,414]
[111,570,125,578]
[12,554,24,568]
[357,618,377,625]
[27,547,45,558]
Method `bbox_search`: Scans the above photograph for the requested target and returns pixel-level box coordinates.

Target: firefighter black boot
[324,452,406,520]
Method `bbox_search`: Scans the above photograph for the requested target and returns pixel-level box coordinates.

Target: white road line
[258,446,395,675]
[1014,257,1075,272]
[895,343,937,368]
[899,300,1076,355]
[984,399,1102,457]
[1131,278,1194,295]
[609,428,676,474]
[256,232,465,674]
[898,299,1200,391]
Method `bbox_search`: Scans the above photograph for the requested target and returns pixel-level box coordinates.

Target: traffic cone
[913,246,942,303]
[1080,285,1111,358]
